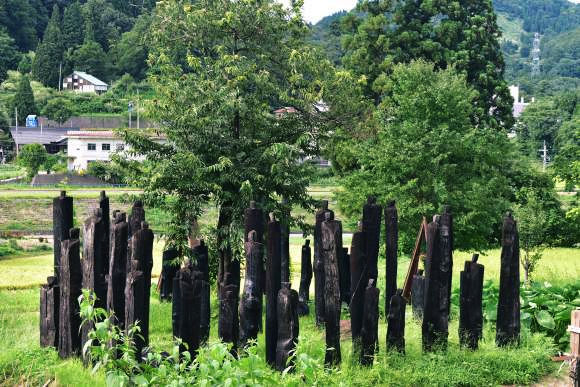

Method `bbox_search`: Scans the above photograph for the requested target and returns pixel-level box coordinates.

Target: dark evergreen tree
[32,5,64,88]
[0,30,20,83]
[70,39,108,80]
[112,15,150,80]
[0,0,39,52]
[62,1,84,49]
[12,75,37,125]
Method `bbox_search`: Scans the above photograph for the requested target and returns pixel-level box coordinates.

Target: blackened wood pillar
[362,196,381,282]
[496,212,520,347]
[349,226,366,360]
[422,216,449,352]
[276,283,299,372]
[107,211,128,328]
[384,201,398,316]
[130,222,154,347]
[440,206,453,318]
[280,201,291,284]
[53,191,73,280]
[411,270,425,320]
[128,200,146,239]
[361,279,379,366]
[266,214,282,366]
[99,191,110,277]
[459,254,484,349]
[193,241,210,344]
[339,247,350,304]
[386,289,406,354]
[174,267,202,360]
[314,200,333,327]
[239,231,264,348]
[160,249,179,301]
[125,259,146,359]
[59,228,82,358]
[40,276,59,348]
[322,212,342,367]
[298,239,312,316]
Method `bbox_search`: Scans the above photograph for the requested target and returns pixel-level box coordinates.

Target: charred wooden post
[239,231,264,348]
[217,206,240,354]
[128,200,146,239]
[411,269,425,320]
[130,222,155,347]
[59,228,82,358]
[386,289,406,354]
[322,212,342,367]
[53,191,73,280]
[281,198,291,284]
[349,225,366,360]
[440,205,453,318]
[99,191,110,276]
[314,200,333,326]
[174,266,203,360]
[40,276,59,348]
[496,212,521,347]
[384,201,398,316]
[339,247,351,304]
[125,259,146,359]
[193,241,210,344]
[422,216,449,352]
[266,213,282,366]
[172,275,181,340]
[362,196,382,282]
[298,239,312,316]
[107,211,128,328]
[459,254,484,350]
[245,201,264,243]
[82,208,108,309]
[276,283,299,372]
[360,279,379,366]
[160,249,179,301]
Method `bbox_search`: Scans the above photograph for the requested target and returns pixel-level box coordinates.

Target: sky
[279,0,358,24]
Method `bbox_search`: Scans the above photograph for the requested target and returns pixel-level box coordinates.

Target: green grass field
[0,242,577,385]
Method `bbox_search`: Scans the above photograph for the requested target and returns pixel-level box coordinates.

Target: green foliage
[515,192,549,283]
[0,30,20,84]
[308,11,346,66]
[62,1,85,50]
[11,74,37,124]
[42,97,73,124]
[68,39,108,81]
[493,0,579,35]
[112,15,151,80]
[17,53,32,75]
[86,160,126,184]
[42,152,66,174]
[481,280,580,350]
[31,5,64,88]
[0,0,40,52]
[17,143,47,179]
[124,0,348,256]
[338,61,513,252]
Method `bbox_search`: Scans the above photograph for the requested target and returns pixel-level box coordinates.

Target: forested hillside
[309,0,580,97]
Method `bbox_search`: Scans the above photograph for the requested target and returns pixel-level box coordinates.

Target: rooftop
[71,71,108,87]
[10,127,80,145]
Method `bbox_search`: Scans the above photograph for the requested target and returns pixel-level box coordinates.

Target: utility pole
[137,89,140,130]
[539,140,549,171]
[128,101,133,129]
[14,107,18,157]
[58,62,63,92]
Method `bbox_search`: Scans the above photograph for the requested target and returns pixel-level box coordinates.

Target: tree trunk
[496,212,521,347]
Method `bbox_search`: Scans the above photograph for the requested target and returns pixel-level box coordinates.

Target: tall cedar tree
[0,30,20,83]
[0,0,39,52]
[12,75,37,125]
[62,1,85,50]
[32,5,64,88]
[342,0,514,130]
[119,0,355,265]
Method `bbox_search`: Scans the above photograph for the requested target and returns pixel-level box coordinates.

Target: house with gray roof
[62,71,108,94]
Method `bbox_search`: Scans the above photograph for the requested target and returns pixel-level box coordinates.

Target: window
[116,143,125,151]
[102,143,111,151]
[88,143,96,151]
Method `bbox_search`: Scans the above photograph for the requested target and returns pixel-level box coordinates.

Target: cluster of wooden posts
[40,192,524,371]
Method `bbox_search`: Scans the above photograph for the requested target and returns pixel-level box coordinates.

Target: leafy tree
[69,39,108,80]
[62,1,85,49]
[42,152,66,174]
[32,5,64,88]
[337,61,514,252]
[552,116,580,190]
[17,53,33,74]
[0,30,20,83]
[82,0,133,52]
[17,143,47,179]
[11,75,37,124]
[42,97,73,124]
[0,0,39,52]
[121,0,347,264]
[112,15,151,80]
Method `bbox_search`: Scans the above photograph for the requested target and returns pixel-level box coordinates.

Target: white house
[509,85,534,118]
[62,71,108,94]
[66,131,129,171]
